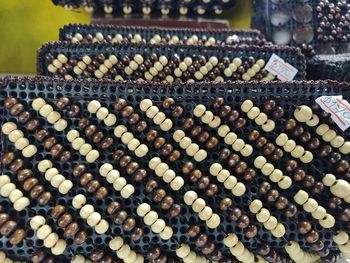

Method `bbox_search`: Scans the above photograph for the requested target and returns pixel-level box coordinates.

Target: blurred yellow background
[0,0,252,74]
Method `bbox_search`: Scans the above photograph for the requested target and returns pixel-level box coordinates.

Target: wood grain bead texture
[1,80,350,262]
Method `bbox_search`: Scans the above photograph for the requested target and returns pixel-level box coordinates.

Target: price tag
[265,54,298,81]
[316,96,350,131]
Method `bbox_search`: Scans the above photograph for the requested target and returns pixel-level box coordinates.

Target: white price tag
[316,95,350,131]
[265,54,298,81]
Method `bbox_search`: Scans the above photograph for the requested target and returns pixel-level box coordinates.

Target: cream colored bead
[72,194,86,209]
[170,176,184,191]
[114,125,127,138]
[160,226,173,240]
[39,104,53,117]
[199,206,213,221]
[206,214,220,229]
[193,105,206,117]
[79,143,92,156]
[262,120,275,132]
[121,132,133,144]
[217,169,230,182]
[294,190,309,205]
[51,174,65,188]
[247,106,261,120]
[209,163,223,176]
[201,111,214,124]
[0,175,10,188]
[95,219,109,234]
[14,137,29,150]
[124,251,137,263]
[333,231,349,245]
[72,137,85,150]
[87,212,101,227]
[176,244,190,258]
[300,151,313,163]
[209,116,221,128]
[194,149,207,162]
[43,232,59,248]
[232,183,246,197]
[261,163,274,176]
[120,184,135,198]
[32,98,46,111]
[8,130,24,142]
[1,122,17,135]
[113,177,127,191]
[71,255,85,263]
[184,191,198,205]
[319,214,335,228]
[80,204,94,219]
[44,168,59,181]
[340,141,350,154]
[140,99,153,112]
[67,130,79,142]
[144,211,158,225]
[330,179,350,198]
[86,150,99,163]
[218,125,230,137]
[155,163,169,177]
[263,216,278,230]
[153,112,166,125]
[137,203,151,217]
[224,233,238,247]
[311,206,326,220]
[323,129,337,142]
[294,106,312,122]
[183,251,196,263]
[173,130,185,142]
[271,223,285,238]
[161,118,173,131]
[224,176,237,190]
[58,180,73,194]
[163,170,176,183]
[22,144,37,158]
[322,173,336,186]
[87,100,101,113]
[47,111,61,124]
[37,225,52,240]
[30,215,46,230]
[99,163,113,177]
[269,169,283,182]
[255,113,268,125]
[134,144,148,157]
[256,208,270,223]
[127,138,141,152]
[278,176,292,189]
[241,100,254,113]
[330,136,345,148]
[0,183,16,197]
[306,114,319,126]
[51,239,66,255]
[276,133,288,146]
[109,236,124,251]
[232,139,245,151]
[106,170,120,183]
[224,132,237,145]
[283,140,296,152]
[254,156,267,169]
[186,143,199,156]
[338,241,350,254]
[104,113,117,126]
[14,197,29,211]
[179,137,192,149]
[149,157,161,170]
[192,198,206,213]
[229,241,244,255]
[146,106,159,119]
[249,200,263,214]
[316,124,329,136]
[291,145,305,158]
[303,198,318,213]
[151,219,166,233]
[9,189,23,203]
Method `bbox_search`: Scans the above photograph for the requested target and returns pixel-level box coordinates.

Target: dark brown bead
[146,130,158,142]
[259,182,271,195]
[87,180,100,193]
[285,204,298,218]
[286,160,298,172]
[228,110,239,122]
[154,137,166,149]
[10,103,24,116]
[187,225,200,238]
[0,213,10,226]
[2,152,15,166]
[114,211,128,224]
[153,188,166,203]
[0,220,16,236]
[36,129,49,142]
[51,205,66,219]
[38,192,52,205]
[168,150,180,162]
[18,111,31,124]
[197,176,210,189]
[308,138,320,150]
[189,169,202,183]
[220,105,231,117]
[134,169,147,182]
[136,121,147,132]
[212,98,224,109]
[243,168,256,181]
[10,159,24,172]
[123,218,136,232]
[60,151,71,163]
[56,97,70,109]
[320,145,332,157]
[235,118,246,129]
[131,227,144,241]
[80,173,93,186]
[248,130,260,142]
[229,208,242,221]
[305,230,319,243]
[275,196,288,210]
[114,99,127,111]
[145,180,158,193]
[329,152,341,164]
[244,225,258,238]
[68,105,80,117]
[227,154,240,167]
[206,137,218,149]
[237,215,250,229]
[219,198,232,211]
[9,229,26,245]
[58,213,73,228]
[121,106,134,118]
[4,97,17,109]
[73,164,86,177]
[198,132,210,143]
[190,126,202,138]
[92,132,104,143]
[182,162,194,175]
[257,243,270,256]
[112,150,125,161]
[107,201,121,215]
[303,175,315,188]
[160,144,173,156]
[264,100,276,112]
[310,240,324,252]
[119,155,131,167]
[263,143,275,156]
[85,125,97,137]
[78,117,90,129]
[30,185,44,199]
[172,106,183,117]
[271,148,283,160]
[285,119,297,130]
[100,137,113,150]
[205,184,218,196]
[64,222,79,238]
[256,137,267,148]
[183,118,194,129]
[31,249,46,263]
[160,196,174,210]
[267,189,279,202]
[74,231,87,245]
[163,98,175,109]
[336,160,349,173]
[300,132,312,143]
[90,249,104,261]
[147,246,161,260]
[235,161,247,175]
[328,197,342,209]
[293,168,306,182]
[202,241,215,255]
[44,137,57,150]
[51,144,63,158]
[195,234,208,247]
[128,113,140,125]
[169,204,181,217]
[312,182,324,194]
[292,125,304,137]
[298,221,312,234]
[272,106,284,119]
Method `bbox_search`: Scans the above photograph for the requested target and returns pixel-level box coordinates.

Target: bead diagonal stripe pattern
[0,77,349,262]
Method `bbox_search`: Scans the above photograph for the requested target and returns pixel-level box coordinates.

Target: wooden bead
[330,179,350,198]
[333,231,349,245]
[176,244,190,258]
[224,233,238,247]
[109,236,124,251]
[271,223,285,238]
[256,208,270,223]
[311,206,327,220]
[37,224,52,240]
[319,214,335,228]
[303,198,318,213]
[206,214,220,229]
[51,239,66,255]
[294,106,312,122]
[249,200,263,214]
[30,215,46,230]
[144,211,158,225]
[294,190,309,205]
[159,226,173,240]
[170,176,184,191]
[151,219,166,233]
[192,198,206,213]
[263,216,278,230]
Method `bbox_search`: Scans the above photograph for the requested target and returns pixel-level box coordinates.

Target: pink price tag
[265,54,298,81]
[316,96,350,131]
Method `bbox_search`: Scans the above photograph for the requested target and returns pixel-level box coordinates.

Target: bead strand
[333,231,350,260]
[249,199,286,238]
[99,163,135,198]
[37,160,73,195]
[0,175,30,211]
[30,216,67,255]
[224,233,259,263]
[139,99,173,131]
[294,190,335,228]
[66,130,100,163]
[0,210,26,245]
[144,55,168,81]
[184,190,220,229]
[322,174,350,203]
[285,241,320,263]
[175,243,207,263]
[136,203,173,240]
[109,236,144,263]
[94,55,120,79]
[72,194,109,234]
[46,54,69,79]
[1,122,37,158]
[173,130,207,162]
